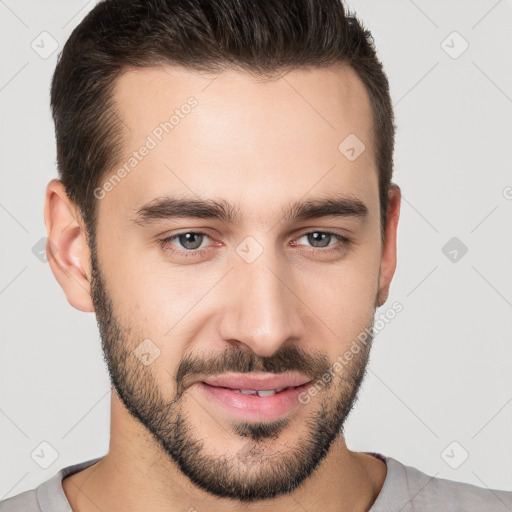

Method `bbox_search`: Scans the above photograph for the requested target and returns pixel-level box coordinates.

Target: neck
[63,393,386,512]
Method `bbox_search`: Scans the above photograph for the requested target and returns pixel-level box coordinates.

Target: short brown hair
[51,0,395,244]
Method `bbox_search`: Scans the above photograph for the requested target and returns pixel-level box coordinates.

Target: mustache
[175,345,331,396]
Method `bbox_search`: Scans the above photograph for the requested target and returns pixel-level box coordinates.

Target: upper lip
[201,373,312,391]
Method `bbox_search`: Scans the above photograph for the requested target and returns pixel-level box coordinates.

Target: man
[1,0,510,511]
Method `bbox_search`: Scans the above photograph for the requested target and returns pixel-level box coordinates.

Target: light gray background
[1,0,511,499]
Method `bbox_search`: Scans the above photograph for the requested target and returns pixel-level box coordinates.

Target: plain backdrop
[1,0,511,499]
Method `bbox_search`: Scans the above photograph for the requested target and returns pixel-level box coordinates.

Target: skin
[45,63,400,511]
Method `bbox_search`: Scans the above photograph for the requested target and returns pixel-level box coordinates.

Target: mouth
[201,372,312,391]
[195,373,313,422]
[207,386,291,397]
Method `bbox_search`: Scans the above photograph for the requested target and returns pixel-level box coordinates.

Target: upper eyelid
[164,231,212,249]
[295,231,348,242]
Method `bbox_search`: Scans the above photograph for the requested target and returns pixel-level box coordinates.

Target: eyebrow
[131,194,368,226]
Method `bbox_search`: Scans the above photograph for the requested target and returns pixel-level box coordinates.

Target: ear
[376,184,401,307]
[44,179,94,312]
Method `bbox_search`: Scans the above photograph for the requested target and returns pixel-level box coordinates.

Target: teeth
[257,389,277,397]
[232,387,289,396]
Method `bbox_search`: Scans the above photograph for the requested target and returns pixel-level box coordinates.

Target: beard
[89,247,374,503]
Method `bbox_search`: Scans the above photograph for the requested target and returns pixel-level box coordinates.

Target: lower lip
[197,382,312,422]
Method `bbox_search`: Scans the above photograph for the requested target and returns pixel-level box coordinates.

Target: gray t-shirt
[1,453,511,511]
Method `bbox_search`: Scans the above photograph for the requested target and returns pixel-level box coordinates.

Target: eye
[159,232,211,253]
[158,229,350,259]
[295,231,349,250]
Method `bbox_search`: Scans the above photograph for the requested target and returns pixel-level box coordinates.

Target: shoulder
[371,454,512,512]
[0,488,39,512]
[0,457,103,512]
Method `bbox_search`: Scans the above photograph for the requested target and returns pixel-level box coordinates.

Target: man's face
[90,64,390,501]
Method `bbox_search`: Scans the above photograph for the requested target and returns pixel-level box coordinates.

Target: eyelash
[157,231,350,258]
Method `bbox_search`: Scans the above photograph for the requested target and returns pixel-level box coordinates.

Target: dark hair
[51,0,395,246]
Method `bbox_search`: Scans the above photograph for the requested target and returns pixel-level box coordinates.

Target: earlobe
[376,184,401,307]
[44,179,95,312]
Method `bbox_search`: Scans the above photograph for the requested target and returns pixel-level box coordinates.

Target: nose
[218,253,306,358]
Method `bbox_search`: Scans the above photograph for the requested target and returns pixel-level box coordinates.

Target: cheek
[299,242,381,345]
[104,259,224,374]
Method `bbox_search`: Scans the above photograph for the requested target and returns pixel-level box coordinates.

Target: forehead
[101,64,377,225]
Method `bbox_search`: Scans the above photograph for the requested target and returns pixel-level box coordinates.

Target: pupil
[308,232,330,248]
[180,233,203,250]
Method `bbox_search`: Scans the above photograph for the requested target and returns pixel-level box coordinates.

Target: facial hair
[89,247,375,503]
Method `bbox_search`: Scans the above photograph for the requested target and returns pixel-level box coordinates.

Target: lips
[196,374,313,421]
[202,373,312,393]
